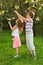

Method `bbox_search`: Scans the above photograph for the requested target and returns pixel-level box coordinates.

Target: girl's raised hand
[16,19,19,23]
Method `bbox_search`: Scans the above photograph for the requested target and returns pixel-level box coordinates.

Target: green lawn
[0,30,43,65]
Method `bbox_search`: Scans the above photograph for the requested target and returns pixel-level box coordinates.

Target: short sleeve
[27,18,33,23]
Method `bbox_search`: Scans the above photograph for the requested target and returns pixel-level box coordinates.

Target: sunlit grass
[0,30,43,65]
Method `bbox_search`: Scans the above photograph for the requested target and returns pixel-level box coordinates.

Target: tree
[0,0,43,34]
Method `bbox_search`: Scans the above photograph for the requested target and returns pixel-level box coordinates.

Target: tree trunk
[33,1,37,37]
[0,22,3,33]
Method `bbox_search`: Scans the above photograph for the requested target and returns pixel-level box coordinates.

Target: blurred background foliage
[0,0,43,36]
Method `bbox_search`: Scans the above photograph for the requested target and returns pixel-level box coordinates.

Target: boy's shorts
[26,34,35,51]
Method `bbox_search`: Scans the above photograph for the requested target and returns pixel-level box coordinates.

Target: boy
[14,10,36,59]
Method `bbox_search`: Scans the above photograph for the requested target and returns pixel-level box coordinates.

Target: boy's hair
[26,11,35,18]
[29,11,33,18]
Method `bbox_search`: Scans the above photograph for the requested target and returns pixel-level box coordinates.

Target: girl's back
[12,27,19,37]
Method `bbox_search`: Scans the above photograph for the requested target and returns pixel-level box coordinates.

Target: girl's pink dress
[12,27,21,48]
[13,37,21,48]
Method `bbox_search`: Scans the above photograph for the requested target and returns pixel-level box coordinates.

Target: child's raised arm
[14,10,27,23]
[16,18,23,24]
[16,19,19,23]
[8,21,17,31]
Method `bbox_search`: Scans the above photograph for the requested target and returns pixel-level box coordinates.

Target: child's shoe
[34,55,37,59]
[14,55,18,58]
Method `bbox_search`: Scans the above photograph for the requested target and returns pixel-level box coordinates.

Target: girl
[8,19,23,57]
[14,11,37,59]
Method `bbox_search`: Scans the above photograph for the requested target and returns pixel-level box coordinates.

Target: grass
[0,30,43,65]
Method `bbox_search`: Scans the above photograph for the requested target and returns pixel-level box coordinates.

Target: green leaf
[15,5,20,9]
[24,0,29,4]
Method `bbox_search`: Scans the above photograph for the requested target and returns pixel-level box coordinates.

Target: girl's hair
[16,19,24,34]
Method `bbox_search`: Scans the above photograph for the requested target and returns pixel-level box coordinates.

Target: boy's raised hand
[8,21,11,25]
[14,10,17,13]
[14,10,18,14]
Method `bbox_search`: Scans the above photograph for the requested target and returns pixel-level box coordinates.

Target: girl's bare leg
[14,48,19,58]
[16,47,19,55]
